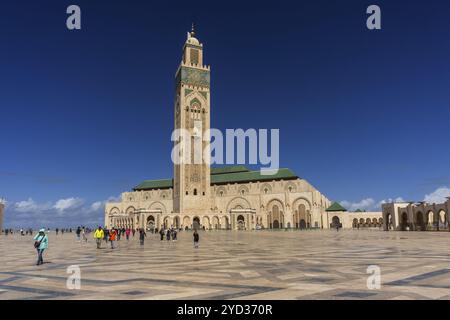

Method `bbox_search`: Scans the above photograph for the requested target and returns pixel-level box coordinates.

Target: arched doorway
[212,216,220,230]
[416,212,425,231]
[221,216,229,230]
[173,216,180,229]
[237,215,245,230]
[331,216,341,229]
[163,217,170,230]
[202,216,210,230]
[183,216,191,230]
[427,211,434,230]
[272,220,280,229]
[299,219,306,229]
[439,210,447,230]
[193,216,200,230]
[353,218,358,228]
[385,213,392,230]
[269,204,283,229]
[146,215,155,231]
[401,212,408,231]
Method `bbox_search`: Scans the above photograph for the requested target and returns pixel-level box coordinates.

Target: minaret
[173,26,211,215]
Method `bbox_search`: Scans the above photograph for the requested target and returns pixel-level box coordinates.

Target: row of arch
[384,209,449,231]
[110,197,316,216]
[109,197,319,230]
[352,217,383,228]
[400,210,448,231]
[215,182,300,197]
[142,215,231,230]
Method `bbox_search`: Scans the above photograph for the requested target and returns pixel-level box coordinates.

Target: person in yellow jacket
[94,227,104,249]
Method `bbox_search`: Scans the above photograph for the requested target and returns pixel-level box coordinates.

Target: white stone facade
[105,178,333,231]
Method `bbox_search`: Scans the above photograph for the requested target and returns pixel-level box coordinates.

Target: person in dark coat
[139,228,147,245]
[172,229,177,241]
[193,230,199,248]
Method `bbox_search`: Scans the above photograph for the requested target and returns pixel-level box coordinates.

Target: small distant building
[0,200,4,232]
[382,199,450,231]
[325,202,383,229]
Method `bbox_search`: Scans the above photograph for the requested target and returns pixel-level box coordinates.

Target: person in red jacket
[109,228,117,249]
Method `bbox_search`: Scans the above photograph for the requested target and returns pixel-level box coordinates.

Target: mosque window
[194,189,198,195]
[191,48,199,65]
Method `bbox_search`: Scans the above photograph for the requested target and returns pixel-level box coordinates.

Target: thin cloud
[4,195,118,229]
[424,187,450,204]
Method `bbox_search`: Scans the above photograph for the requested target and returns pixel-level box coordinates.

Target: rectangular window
[191,49,199,65]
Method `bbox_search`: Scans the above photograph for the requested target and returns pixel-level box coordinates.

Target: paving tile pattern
[1,230,450,299]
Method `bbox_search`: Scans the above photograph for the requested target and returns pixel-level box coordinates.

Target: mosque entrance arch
[272,220,280,229]
[193,216,200,230]
[237,215,245,230]
[331,216,341,229]
[401,212,408,231]
[299,219,307,229]
[146,215,155,231]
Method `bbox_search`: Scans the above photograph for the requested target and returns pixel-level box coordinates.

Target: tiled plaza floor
[1,229,450,299]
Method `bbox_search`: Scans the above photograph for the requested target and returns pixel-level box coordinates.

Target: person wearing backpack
[33,229,49,265]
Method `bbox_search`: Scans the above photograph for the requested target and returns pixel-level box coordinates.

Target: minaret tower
[173,25,211,215]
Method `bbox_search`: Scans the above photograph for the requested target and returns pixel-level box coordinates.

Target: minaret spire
[191,22,195,37]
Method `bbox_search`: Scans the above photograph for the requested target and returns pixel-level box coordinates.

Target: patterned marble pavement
[1,229,450,299]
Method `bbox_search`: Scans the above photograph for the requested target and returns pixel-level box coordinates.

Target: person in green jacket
[33,229,49,265]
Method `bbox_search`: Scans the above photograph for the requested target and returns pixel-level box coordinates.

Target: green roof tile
[211,168,297,185]
[133,167,298,191]
[211,165,249,175]
[134,179,173,191]
[326,202,347,212]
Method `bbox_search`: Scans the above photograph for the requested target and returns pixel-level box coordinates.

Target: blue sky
[1,0,450,228]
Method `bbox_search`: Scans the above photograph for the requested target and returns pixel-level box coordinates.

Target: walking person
[125,228,131,241]
[132,228,136,237]
[103,228,109,243]
[193,230,199,249]
[76,226,81,242]
[159,228,165,241]
[33,229,49,265]
[109,228,117,249]
[94,226,104,249]
[172,229,177,241]
[139,228,147,246]
[81,227,87,242]
[166,229,171,241]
